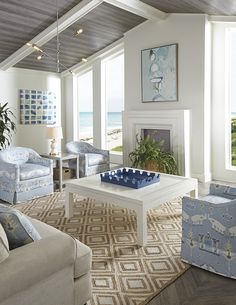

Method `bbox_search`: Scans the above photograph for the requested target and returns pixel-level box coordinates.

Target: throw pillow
[0,223,9,263]
[0,204,41,250]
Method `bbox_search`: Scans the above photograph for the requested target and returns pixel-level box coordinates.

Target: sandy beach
[80,128,122,151]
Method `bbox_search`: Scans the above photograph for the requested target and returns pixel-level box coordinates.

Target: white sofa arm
[0,232,76,302]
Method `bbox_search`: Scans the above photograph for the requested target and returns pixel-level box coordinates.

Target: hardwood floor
[147,266,236,305]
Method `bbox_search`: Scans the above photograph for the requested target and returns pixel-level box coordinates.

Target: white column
[93,60,106,149]
[63,74,78,143]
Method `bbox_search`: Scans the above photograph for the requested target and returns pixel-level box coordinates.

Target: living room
[0,1,236,305]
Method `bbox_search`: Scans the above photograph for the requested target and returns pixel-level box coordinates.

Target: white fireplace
[123,110,190,176]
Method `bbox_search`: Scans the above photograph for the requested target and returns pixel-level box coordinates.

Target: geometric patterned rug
[16,192,189,305]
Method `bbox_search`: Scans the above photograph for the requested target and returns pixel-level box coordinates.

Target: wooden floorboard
[147,267,236,305]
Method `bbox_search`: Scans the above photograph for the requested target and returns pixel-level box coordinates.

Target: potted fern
[0,102,16,150]
[129,134,178,174]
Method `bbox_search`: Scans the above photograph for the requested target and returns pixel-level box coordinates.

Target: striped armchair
[181,183,236,279]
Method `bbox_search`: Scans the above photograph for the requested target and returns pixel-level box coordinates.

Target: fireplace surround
[123,110,190,176]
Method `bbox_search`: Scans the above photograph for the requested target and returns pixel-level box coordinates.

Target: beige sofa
[0,218,92,305]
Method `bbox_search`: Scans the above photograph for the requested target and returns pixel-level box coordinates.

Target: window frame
[225,27,236,170]
[101,50,124,155]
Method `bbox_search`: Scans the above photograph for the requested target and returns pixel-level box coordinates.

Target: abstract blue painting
[19,89,57,125]
[141,44,178,102]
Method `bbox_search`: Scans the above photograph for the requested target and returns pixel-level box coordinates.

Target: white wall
[124,14,211,181]
[0,68,61,154]
[211,23,236,183]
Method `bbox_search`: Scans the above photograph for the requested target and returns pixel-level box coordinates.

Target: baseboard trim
[191,172,212,183]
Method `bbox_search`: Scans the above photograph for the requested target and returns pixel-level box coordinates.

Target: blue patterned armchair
[0,147,53,204]
[66,141,110,178]
[181,183,236,279]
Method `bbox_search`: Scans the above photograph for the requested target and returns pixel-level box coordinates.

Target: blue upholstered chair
[0,147,53,204]
[66,141,110,178]
[181,183,236,279]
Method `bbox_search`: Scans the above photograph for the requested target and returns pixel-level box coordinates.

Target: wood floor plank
[147,267,236,305]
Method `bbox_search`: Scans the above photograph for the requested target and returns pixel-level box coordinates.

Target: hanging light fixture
[37,54,44,60]
[74,28,83,37]
[26,0,80,75]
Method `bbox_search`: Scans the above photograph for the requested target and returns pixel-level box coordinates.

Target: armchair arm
[210,183,236,200]
[0,161,20,181]
[28,155,53,174]
[88,146,109,156]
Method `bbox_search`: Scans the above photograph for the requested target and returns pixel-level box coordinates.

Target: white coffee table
[65,170,198,246]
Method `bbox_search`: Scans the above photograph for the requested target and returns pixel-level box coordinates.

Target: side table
[41,153,79,192]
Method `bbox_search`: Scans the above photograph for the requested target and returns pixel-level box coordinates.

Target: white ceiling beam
[209,15,236,23]
[0,0,103,71]
[103,0,167,21]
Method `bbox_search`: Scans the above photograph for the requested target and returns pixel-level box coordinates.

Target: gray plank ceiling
[1,0,236,73]
[0,0,81,63]
[14,2,145,72]
[0,0,145,73]
[141,0,236,15]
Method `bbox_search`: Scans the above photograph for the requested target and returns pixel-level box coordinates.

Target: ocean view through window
[79,111,122,146]
[77,51,124,157]
[78,70,93,144]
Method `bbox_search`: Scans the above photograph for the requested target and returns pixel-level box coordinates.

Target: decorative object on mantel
[47,126,63,155]
[141,43,178,102]
[100,167,160,189]
[129,134,178,174]
[0,102,16,150]
[20,89,56,125]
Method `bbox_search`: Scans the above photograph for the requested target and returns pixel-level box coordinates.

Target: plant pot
[144,160,163,172]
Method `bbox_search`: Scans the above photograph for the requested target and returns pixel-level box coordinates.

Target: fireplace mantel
[123,110,190,177]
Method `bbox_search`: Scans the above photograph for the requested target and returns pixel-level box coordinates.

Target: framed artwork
[19,89,57,125]
[141,43,178,102]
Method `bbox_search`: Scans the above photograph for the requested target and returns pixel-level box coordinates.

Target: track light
[74,28,83,36]
[37,54,43,60]
[33,44,43,52]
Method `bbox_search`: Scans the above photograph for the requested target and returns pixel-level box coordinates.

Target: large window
[102,53,124,153]
[77,70,93,144]
[227,29,236,167]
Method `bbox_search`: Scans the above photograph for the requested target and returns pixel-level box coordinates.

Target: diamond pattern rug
[16,192,189,305]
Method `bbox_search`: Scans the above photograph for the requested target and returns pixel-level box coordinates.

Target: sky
[78,54,124,112]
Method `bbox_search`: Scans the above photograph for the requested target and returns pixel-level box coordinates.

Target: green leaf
[0,102,16,150]
[129,133,178,174]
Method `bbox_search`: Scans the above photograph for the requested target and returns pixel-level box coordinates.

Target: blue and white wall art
[141,44,178,102]
[20,89,57,125]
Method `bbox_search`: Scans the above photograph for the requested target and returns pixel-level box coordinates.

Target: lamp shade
[47,126,63,139]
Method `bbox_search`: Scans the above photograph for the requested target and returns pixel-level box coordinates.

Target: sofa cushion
[0,204,41,250]
[87,153,108,167]
[0,223,9,263]
[74,239,92,278]
[19,163,50,180]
